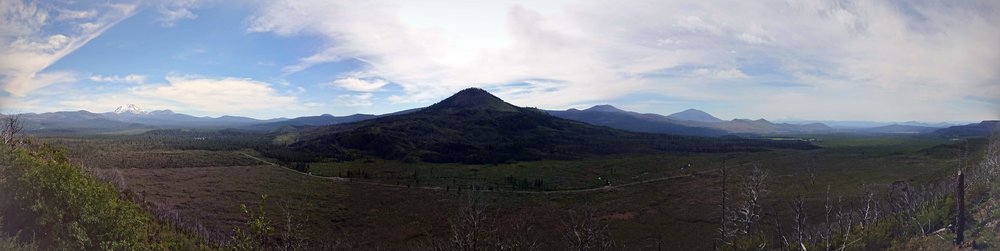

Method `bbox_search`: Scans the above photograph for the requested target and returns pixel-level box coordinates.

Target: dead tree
[277,203,308,251]
[858,186,877,228]
[449,190,494,251]
[835,195,854,250]
[735,166,768,236]
[791,195,808,250]
[824,186,832,251]
[1,114,23,148]
[718,165,768,250]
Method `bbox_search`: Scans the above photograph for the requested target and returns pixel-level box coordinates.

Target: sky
[0,0,998,122]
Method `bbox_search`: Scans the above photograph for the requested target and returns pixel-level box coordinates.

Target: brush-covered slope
[286,88,817,164]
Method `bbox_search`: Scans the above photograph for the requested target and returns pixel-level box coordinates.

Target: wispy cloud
[55,8,98,21]
[330,77,389,92]
[691,68,748,80]
[0,0,137,97]
[156,0,206,27]
[90,74,147,84]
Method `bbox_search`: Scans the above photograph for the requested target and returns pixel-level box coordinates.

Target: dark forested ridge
[286,88,817,164]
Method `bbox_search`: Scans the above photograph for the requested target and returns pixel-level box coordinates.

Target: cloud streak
[331,77,388,92]
[90,74,147,84]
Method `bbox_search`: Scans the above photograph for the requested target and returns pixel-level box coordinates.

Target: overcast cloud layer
[0,0,997,121]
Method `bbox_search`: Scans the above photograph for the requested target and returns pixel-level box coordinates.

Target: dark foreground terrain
[0,130,988,250]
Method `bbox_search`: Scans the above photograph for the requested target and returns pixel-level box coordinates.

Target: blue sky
[0,0,998,121]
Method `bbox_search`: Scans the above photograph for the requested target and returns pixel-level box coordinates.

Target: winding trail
[239,150,822,194]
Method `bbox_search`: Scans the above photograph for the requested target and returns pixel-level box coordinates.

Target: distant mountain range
[17,110,148,133]
[704,118,833,134]
[14,105,287,133]
[775,119,959,129]
[547,105,832,135]
[851,124,940,134]
[6,96,995,139]
[283,88,817,163]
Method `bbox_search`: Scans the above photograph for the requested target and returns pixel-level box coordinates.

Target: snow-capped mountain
[101,105,286,128]
[113,104,147,115]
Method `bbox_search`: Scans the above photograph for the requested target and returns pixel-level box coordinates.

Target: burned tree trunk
[955,170,965,246]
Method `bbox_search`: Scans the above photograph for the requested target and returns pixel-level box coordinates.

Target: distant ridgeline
[932,120,1000,138]
[279,88,817,164]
